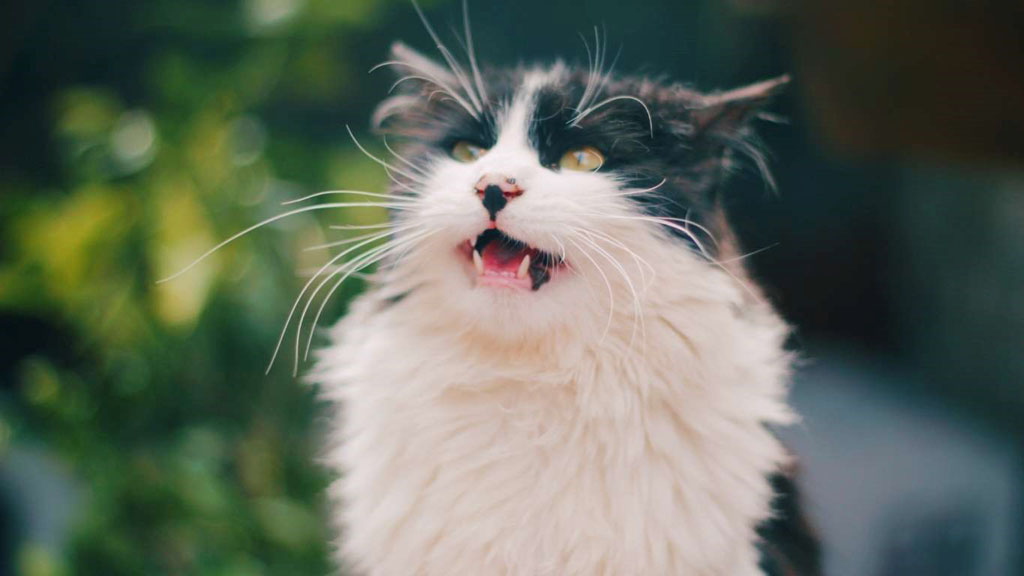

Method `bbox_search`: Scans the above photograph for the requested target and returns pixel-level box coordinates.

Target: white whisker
[573,231,646,350]
[410,0,484,113]
[266,227,416,374]
[714,243,779,265]
[575,27,604,115]
[662,212,720,247]
[329,223,400,231]
[299,229,437,364]
[566,236,615,343]
[387,72,480,119]
[584,213,717,257]
[382,136,431,178]
[157,201,415,284]
[346,126,429,187]
[288,235,414,374]
[303,231,391,253]
[282,189,415,206]
[571,95,654,138]
[295,267,372,280]
[579,228,656,288]
[589,214,765,301]
[547,233,568,265]
[304,221,423,252]
[596,178,668,199]
[460,0,488,105]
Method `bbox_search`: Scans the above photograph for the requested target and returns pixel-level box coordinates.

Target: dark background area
[1,0,1022,574]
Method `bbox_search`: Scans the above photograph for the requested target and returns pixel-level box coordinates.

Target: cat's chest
[338,368,760,575]
[324,296,788,575]
[385,380,653,478]
[348,363,693,514]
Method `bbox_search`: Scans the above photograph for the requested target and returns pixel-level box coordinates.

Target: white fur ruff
[315,258,793,576]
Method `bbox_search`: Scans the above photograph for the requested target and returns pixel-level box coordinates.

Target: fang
[517,254,531,279]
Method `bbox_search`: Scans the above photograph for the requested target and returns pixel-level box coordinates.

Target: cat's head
[369,40,785,341]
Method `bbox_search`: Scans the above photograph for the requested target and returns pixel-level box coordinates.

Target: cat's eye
[451,141,488,163]
[558,146,605,172]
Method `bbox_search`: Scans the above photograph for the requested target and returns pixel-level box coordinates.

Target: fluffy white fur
[314,66,795,576]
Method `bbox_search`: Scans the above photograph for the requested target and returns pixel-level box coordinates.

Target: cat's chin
[458,228,567,292]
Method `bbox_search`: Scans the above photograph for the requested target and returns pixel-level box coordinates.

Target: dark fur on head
[374,41,787,261]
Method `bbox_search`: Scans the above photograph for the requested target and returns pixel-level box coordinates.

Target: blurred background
[1,0,1022,574]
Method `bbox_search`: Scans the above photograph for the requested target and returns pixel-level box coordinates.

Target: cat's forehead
[483,64,623,119]
[487,67,564,129]
[407,63,662,164]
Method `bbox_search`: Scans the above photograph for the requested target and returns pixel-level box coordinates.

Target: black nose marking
[481,184,507,221]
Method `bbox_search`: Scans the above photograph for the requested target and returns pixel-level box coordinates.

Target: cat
[307,10,819,576]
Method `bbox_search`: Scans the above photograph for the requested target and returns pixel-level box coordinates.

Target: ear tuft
[691,75,790,135]
[371,41,461,133]
[381,41,457,89]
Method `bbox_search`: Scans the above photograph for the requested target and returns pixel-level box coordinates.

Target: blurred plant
[0,0,439,573]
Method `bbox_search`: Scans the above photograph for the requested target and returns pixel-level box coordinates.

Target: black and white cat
[305,10,813,576]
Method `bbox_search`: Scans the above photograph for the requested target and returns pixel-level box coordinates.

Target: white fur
[314,67,794,576]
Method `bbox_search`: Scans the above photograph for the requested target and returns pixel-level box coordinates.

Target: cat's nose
[474,173,523,221]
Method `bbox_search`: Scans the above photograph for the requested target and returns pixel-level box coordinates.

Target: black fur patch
[758,469,823,576]
[375,56,785,260]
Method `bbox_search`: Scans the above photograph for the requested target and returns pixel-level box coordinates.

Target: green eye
[451,141,487,162]
[558,146,605,172]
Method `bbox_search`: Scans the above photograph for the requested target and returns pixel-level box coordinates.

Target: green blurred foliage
[0,0,434,573]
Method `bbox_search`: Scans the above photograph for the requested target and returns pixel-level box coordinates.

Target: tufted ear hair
[689,75,790,137]
[676,75,790,191]
[371,42,465,132]
[382,41,459,90]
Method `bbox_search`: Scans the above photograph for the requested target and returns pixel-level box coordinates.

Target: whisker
[382,136,431,178]
[571,95,654,138]
[266,227,415,374]
[295,267,373,280]
[575,27,603,115]
[460,0,488,105]
[282,189,416,206]
[303,231,391,253]
[299,229,437,364]
[329,223,399,231]
[591,214,764,301]
[566,236,615,343]
[573,231,646,350]
[547,233,568,265]
[386,72,480,119]
[583,213,717,256]
[579,228,656,288]
[157,201,415,284]
[287,235,416,374]
[304,221,423,252]
[599,178,668,198]
[714,243,779,265]
[660,213,720,246]
[383,165,423,196]
[346,126,429,186]
[547,233,595,304]
[372,47,482,120]
[410,0,484,113]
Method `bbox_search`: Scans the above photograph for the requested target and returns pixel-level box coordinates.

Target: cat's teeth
[517,254,531,279]
[472,250,484,275]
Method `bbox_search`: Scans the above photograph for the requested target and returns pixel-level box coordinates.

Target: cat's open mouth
[461,229,564,291]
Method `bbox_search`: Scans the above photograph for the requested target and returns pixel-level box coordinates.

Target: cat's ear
[381,41,459,94]
[689,75,789,136]
[372,42,460,131]
[667,76,788,193]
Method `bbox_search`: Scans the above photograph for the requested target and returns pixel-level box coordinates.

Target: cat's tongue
[478,240,534,288]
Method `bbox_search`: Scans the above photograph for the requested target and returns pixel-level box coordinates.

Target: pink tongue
[481,242,528,273]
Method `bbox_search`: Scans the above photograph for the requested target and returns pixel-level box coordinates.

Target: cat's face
[372,42,783,340]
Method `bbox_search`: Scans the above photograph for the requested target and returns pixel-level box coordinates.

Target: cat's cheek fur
[313,244,794,576]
